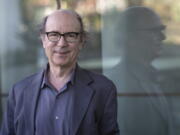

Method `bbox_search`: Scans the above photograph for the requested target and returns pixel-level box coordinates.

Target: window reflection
[102,2,180,135]
[104,6,176,135]
[1,0,180,134]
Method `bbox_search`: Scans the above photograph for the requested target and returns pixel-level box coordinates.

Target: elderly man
[1,9,119,135]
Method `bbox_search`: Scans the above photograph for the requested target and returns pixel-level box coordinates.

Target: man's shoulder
[86,69,111,81]
[7,70,43,100]
[80,68,115,87]
[13,70,43,89]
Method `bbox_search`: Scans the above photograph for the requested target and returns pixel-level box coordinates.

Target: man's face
[128,27,166,63]
[41,11,83,68]
[139,28,166,61]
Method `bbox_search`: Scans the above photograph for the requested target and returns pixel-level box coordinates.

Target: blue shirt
[35,66,75,135]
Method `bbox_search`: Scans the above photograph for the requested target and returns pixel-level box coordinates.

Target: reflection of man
[1,9,119,135]
[109,6,175,135]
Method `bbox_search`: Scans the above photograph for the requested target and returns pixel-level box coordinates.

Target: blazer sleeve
[1,86,16,135]
[99,83,120,135]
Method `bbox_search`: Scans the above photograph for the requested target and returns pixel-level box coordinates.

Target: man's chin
[51,60,67,67]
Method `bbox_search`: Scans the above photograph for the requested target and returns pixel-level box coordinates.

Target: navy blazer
[1,66,120,135]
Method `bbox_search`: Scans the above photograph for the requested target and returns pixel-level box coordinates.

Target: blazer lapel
[70,67,95,135]
[23,70,44,135]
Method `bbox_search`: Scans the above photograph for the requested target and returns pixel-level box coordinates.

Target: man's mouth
[54,49,70,55]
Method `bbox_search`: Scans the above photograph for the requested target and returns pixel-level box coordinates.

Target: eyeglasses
[46,32,81,43]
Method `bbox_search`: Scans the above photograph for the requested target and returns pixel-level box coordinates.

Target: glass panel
[101,0,180,135]
[1,0,180,134]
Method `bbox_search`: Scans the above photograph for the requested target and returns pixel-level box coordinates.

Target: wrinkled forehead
[45,10,81,32]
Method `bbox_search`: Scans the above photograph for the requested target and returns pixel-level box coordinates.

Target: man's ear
[40,34,46,48]
[79,38,85,50]
[79,33,86,49]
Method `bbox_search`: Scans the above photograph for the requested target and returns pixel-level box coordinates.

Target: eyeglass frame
[45,31,82,43]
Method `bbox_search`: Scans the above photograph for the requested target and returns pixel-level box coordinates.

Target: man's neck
[47,63,76,91]
[125,57,152,67]
[49,64,75,78]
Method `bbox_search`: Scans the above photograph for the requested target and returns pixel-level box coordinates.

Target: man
[1,9,119,135]
[108,6,175,135]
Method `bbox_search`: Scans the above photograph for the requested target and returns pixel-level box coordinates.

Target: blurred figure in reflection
[109,6,175,135]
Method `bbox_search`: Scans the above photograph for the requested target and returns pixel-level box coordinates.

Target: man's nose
[57,36,67,47]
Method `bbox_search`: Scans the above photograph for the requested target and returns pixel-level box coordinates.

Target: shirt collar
[41,64,76,89]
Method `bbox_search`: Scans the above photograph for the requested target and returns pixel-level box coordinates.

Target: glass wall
[101,0,180,134]
[1,0,180,134]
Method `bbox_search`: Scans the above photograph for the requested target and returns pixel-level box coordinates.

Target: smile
[54,50,70,55]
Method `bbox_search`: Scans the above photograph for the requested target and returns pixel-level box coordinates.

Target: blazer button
[55,116,59,120]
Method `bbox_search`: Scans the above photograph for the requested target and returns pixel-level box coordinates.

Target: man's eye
[49,33,59,37]
[67,33,77,38]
